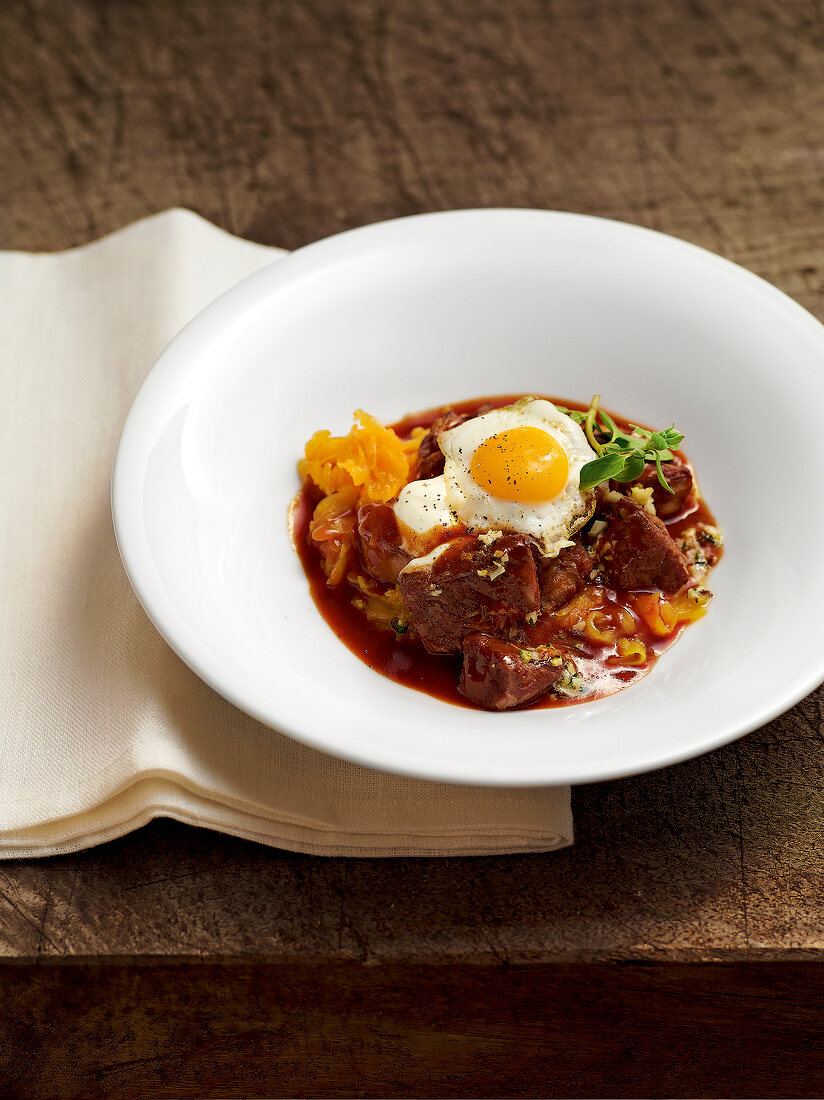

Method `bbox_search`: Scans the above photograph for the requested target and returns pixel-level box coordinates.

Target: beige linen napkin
[0,209,573,858]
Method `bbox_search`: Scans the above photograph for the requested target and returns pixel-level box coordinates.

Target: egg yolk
[469,426,570,502]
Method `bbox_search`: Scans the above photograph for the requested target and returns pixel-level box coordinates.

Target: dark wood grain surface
[4,1,824,1096]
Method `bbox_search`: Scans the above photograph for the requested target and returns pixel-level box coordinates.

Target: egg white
[394,475,459,539]
[441,397,597,553]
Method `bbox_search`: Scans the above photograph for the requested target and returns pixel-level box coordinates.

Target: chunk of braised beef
[594,496,690,592]
[632,461,694,518]
[537,544,595,612]
[415,405,492,480]
[357,502,412,583]
[398,534,540,654]
[459,632,573,710]
[415,410,467,480]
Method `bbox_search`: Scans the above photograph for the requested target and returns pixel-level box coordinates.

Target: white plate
[112,209,824,785]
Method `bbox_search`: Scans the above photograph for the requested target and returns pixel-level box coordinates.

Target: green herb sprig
[558,396,684,494]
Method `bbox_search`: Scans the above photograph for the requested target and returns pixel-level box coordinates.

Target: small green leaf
[611,452,646,483]
[597,409,619,440]
[555,405,587,424]
[661,425,683,448]
[654,452,675,493]
[579,452,627,490]
[611,435,635,451]
[628,425,652,445]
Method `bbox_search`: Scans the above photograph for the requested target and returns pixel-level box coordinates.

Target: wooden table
[3,2,824,1096]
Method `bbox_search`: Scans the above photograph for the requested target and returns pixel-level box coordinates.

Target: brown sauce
[291,395,720,710]
[292,486,465,702]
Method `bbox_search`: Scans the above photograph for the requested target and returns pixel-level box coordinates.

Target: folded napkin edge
[4,766,570,834]
[0,801,573,860]
[3,207,280,261]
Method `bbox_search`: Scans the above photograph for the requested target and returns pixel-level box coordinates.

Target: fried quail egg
[394,397,597,556]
